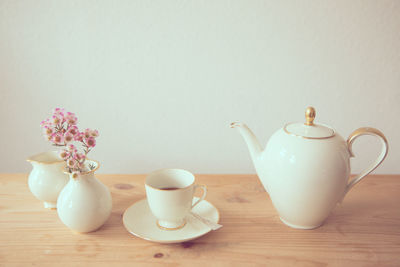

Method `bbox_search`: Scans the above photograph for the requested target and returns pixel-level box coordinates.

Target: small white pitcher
[27,151,69,209]
[57,160,112,233]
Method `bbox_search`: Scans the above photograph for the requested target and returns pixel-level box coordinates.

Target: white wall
[1,1,399,174]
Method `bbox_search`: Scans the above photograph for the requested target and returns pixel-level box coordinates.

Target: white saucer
[123,197,220,243]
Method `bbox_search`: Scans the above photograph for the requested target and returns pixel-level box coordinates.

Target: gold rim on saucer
[122,198,220,243]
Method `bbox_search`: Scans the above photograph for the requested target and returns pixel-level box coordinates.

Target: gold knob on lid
[305,106,316,126]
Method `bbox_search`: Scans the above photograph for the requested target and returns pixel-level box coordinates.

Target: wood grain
[0,174,399,266]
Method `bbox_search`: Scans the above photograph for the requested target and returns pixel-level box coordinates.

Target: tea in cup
[145,169,207,230]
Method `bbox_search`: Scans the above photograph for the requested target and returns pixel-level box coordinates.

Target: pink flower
[40,118,51,128]
[42,126,53,136]
[67,126,79,136]
[52,133,64,145]
[59,150,70,160]
[53,108,66,124]
[74,132,84,142]
[67,159,76,168]
[41,108,99,174]
[67,144,77,152]
[86,137,96,148]
[65,112,77,125]
[52,115,62,124]
[91,129,99,137]
[84,129,91,139]
[53,107,65,115]
[84,128,99,138]
[64,132,74,143]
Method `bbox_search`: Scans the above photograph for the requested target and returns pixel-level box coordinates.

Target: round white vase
[27,151,69,209]
[57,160,112,233]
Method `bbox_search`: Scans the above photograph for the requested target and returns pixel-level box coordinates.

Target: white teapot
[231,107,388,229]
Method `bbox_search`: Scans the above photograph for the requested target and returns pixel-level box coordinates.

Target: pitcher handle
[342,127,388,200]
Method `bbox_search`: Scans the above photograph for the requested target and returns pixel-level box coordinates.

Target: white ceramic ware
[231,107,388,229]
[123,197,219,243]
[145,169,207,230]
[57,160,112,233]
[27,151,69,209]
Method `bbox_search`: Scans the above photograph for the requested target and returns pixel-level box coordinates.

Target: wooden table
[0,174,399,266]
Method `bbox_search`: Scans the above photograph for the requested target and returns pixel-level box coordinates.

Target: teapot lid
[283,107,335,139]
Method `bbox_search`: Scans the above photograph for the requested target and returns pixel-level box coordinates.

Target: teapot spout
[230,122,263,163]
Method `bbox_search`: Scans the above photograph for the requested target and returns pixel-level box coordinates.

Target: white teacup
[145,169,207,230]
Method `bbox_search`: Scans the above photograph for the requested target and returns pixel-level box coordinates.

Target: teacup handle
[342,127,388,200]
[191,184,207,209]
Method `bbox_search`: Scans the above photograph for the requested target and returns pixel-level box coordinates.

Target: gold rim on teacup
[145,168,195,191]
[156,219,187,231]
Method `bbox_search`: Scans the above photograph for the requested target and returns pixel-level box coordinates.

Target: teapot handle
[342,127,388,200]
